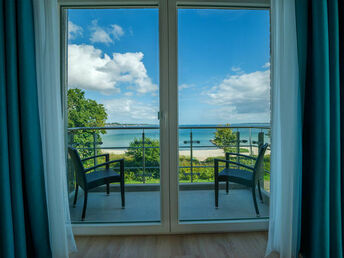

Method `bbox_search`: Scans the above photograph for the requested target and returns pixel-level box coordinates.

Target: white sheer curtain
[266,0,302,257]
[33,1,76,257]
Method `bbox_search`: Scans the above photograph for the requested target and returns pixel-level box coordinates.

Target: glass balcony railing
[67,125,271,193]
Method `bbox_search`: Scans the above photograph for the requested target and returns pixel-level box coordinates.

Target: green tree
[125,137,160,180]
[211,124,237,153]
[68,88,107,158]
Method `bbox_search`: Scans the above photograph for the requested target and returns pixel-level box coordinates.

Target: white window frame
[59,0,272,236]
[168,0,271,234]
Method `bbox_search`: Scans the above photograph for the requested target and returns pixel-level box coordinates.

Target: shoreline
[101,146,269,161]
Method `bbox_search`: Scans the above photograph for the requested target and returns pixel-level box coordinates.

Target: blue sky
[68,8,270,125]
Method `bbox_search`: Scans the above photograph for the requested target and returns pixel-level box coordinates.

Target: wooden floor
[71,232,279,258]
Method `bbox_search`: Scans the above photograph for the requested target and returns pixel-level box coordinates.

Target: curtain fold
[340,1,344,253]
[296,0,343,257]
[0,0,51,257]
[32,0,76,256]
[266,0,302,257]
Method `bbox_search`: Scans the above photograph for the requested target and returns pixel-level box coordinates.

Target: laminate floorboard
[70,232,280,258]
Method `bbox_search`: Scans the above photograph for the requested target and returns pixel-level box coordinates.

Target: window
[61,0,271,234]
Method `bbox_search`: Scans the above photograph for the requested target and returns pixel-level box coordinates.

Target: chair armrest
[214,159,255,171]
[225,152,257,161]
[81,153,109,162]
[84,159,124,173]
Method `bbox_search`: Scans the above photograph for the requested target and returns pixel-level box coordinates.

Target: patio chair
[214,143,268,217]
[68,147,125,220]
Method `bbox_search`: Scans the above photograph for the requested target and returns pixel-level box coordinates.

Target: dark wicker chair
[214,143,268,216]
[68,147,125,220]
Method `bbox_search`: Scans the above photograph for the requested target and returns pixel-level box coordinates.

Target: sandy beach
[100,148,225,161]
[101,146,269,161]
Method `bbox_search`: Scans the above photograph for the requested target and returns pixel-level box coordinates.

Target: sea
[101,123,270,149]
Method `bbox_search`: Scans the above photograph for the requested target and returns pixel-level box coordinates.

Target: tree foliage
[68,88,107,128]
[125,137,160,179]
[67,88,107,158]
[211,124,237,153]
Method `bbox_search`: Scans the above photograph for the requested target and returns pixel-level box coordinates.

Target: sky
[68,8,270,125]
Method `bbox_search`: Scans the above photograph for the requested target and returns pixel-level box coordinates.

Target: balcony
[67,125,270,223]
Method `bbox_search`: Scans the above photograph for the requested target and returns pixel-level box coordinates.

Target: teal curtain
[0,0,51,257]
[340,2,344,255]
[296,0,343,257]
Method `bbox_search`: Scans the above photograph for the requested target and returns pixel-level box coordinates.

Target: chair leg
[258,180,263,202]
[81,192,88,221]
[73,184,79,207]
[252,187,260,217]
[215,177,219,208]
[106,183,110,195]
[226,180,229,194]
[120,180,125,208]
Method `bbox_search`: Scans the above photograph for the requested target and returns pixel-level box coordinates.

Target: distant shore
[101,146,269,161]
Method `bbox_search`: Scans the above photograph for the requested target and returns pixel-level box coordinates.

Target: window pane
[66,8,160,223]
[178,9,271,221]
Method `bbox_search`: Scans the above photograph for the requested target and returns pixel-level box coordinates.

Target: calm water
[101,124,270,149]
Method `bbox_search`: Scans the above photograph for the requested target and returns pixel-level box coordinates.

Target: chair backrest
[253,143,269,183]
[68,147,87,189]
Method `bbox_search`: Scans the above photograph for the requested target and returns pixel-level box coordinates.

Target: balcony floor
[70,188,269,223]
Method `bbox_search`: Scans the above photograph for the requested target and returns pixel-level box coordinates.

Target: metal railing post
[183,129,200,183]
[258,132,264,151]
[190,130,193,183]
[93,131,97,167]
[236,131,240,168]
[142,129,146,184]
[249,128,252,156]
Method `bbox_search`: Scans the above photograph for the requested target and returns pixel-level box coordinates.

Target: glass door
[62,0,272,235]
[176,8,271,223]
[65,7,169,225]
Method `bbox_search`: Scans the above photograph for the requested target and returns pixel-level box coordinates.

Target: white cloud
[263,62,270,68]
[179,83,194,91]
[111,24,124,40]
[89,21,125,44]
[204,68,270,122]
[90,20,113,44]
[102,98,158,123]
[231,66,242,72]
[68,21,83,39]
[68,44,158,94]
